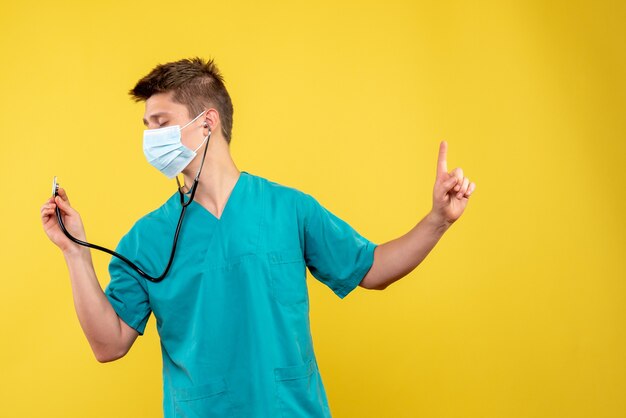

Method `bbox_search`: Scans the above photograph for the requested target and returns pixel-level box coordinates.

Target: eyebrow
[142,111,171,126]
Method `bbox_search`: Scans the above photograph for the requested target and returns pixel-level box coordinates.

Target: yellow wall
[1,1,624,417]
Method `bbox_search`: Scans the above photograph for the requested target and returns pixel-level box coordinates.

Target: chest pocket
[268,248,308,305]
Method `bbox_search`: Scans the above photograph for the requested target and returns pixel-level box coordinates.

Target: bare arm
[360,141,476,290]
[41,188,138,362]
[63,248,139,362]
[360,211,450,290]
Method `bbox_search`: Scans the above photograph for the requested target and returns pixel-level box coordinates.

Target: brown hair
[129,57,234,143]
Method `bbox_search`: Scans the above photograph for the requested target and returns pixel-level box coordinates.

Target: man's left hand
[430,140,476,226]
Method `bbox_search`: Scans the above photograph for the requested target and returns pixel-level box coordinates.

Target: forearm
[364,211,451,290]
[63,248,126,361]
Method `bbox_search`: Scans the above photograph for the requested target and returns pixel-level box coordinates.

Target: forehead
[142,92,188,124]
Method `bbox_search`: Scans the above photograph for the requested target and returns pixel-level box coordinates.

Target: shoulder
[245,171,312,203]
[244,172,319,225]
[121,193,178,243]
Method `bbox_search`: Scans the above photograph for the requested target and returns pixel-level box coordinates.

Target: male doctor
[41,57,476,417]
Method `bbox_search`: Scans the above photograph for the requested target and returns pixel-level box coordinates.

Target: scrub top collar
[183,171,249,223]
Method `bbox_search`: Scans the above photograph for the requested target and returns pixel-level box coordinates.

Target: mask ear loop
[180,110,206,131]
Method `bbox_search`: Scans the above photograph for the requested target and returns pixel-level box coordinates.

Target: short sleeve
[104,225,152,335]
[298,192,378,299]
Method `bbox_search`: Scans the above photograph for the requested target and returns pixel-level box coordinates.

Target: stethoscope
[53,129,211,283]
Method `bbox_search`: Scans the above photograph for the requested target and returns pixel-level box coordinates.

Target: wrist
[63,246,92,262]
[426,210,453,232]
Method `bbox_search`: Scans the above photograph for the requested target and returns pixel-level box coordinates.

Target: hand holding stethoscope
[41,183,90,256]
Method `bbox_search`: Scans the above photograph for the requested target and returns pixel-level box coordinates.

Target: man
[40,57,476,417]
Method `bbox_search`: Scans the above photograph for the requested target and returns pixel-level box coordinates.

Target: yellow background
[1,0,624,417]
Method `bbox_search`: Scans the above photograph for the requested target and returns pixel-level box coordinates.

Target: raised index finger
[437,140,448,177]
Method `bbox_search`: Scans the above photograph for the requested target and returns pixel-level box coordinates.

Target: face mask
[142,111,209,179]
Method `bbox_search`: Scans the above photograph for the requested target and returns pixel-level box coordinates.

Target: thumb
[442,175,457,192]
[55,195,73,213]
[57,187,71,206]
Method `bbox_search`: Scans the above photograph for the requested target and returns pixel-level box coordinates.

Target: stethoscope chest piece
[52,176,59,197]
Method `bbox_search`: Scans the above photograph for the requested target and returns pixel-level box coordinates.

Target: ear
[203,108,220,133]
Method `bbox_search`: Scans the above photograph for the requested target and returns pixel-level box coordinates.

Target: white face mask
[142,111,209,179]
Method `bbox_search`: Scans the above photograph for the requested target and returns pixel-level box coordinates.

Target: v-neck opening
[190,171,247,222]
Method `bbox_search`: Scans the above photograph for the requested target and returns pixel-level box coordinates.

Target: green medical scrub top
[104,171,377,418]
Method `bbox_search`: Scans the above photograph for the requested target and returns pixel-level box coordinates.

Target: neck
[180,134,240,216]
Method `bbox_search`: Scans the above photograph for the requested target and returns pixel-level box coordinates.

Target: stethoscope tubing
[54,200,188,282]
[54,131,211,283]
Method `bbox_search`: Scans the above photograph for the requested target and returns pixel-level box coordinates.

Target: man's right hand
[41,187,88,254]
